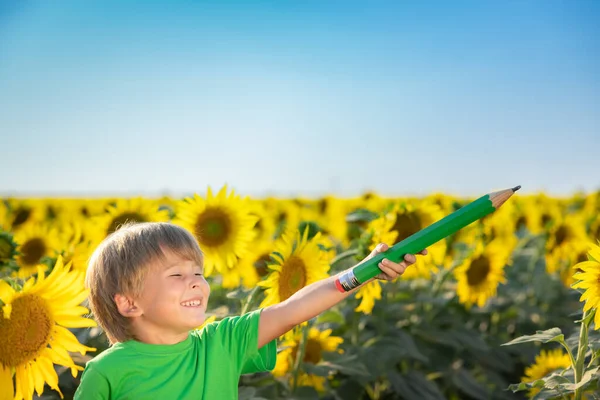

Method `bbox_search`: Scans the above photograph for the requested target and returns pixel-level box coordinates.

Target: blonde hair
[86,222,203,344]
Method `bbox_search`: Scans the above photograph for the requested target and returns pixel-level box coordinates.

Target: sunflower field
[1,186,600,400]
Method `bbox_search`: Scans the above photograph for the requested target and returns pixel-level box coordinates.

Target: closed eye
[170,274,182,277]
[195,273,203,276]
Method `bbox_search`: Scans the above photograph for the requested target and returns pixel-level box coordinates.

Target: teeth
[181,300,202,307]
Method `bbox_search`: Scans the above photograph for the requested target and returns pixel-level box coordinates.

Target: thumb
[367,243,389,259]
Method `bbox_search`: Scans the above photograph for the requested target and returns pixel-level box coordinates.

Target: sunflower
[512,196,556,235]
[0,200,7,229]
[479,199,518,254]
[354,280,382,314]
[258,228,330,307]
[4,199,45,231]
[533,194,564,234]
[248,200,277,243]
[443,222,480,268]
[557,240,593,288]
[367,200,446,280]
[174,185,257,277]
[0,231,19,274]
[0,256,96,399]
[454,239,509,308]
[92,197,170,240]
[273,327,343,392]
[425,192,456,215]
[583,190,600,215]
[521,348,571,398]
[545,214,588,275]
[263,198,302,240]
[572,242,600,329]
[239,240,277,289]
[587,214,600,243]
[14,223,62,279]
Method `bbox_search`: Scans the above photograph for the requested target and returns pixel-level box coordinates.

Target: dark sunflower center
[0,236,14,262]
[254,219,264,236]
[194,208,232,247]
[108,212,147,235]
[541,213,553,228]
[11,208,31,228]
[515,216,527,230]
[554,225,571,247]
[279,255,307,301]
[303,339,323,364]
[46,205,58,220]
[576,252,588,264]
[290,338,323,366]
[318,199,328,214]
[467,256,491,286]
[0,294,53,367]
[392,212,421,244]
[254,253,272,277]
[19,238,46,266]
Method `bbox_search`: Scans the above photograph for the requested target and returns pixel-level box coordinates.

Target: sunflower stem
[291,323,310,394]
[574,309,592,400]
[241,286,260,315]
[330,249,359,269]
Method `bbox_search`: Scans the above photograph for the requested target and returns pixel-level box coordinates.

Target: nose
[190,274,204,289]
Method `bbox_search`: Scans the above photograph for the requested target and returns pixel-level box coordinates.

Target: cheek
[202,281,211,298]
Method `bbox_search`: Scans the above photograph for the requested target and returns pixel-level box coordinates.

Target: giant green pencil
[334,185,521,292]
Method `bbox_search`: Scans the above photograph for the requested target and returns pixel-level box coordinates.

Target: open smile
[181,299,203,307]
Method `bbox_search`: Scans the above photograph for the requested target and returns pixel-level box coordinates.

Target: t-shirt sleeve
[215,308,277,375]
[74,363,111,400]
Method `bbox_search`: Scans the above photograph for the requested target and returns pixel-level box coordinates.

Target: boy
[75,222,426,399]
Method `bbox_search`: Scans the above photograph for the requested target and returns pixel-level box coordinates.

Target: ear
[114,293,143,318]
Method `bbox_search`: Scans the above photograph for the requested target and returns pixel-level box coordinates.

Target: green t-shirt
[74,309,276,400]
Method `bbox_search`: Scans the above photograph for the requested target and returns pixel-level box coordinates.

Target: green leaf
[346,209,379,223]
[301,363,333,377]
[560,367,599,391]
[238,386,257,400]
[315,309,345,326]
[387,371,446,400]
[445,329,490,353]
[290,386,320,399]
[452,369,491,400]
[542,372,571,389]
[363,335,428,363]
[318,361,370,378]
[501,328,564,346]
[507,380,544,393]
[226,286,253,300]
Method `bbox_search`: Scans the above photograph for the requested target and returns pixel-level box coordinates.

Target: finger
[403,254,417,264]
[377,262,398,280]
[419,249,428,255]
[368,243,389,259]
[381,258,407,276]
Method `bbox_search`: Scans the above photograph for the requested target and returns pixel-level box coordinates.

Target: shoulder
[201,309,263,337]
[196,309,266,350]
[84,342,134,375]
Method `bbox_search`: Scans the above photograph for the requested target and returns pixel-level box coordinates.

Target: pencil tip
[512,185,521,192]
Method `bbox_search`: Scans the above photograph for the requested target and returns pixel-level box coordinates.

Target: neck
[130,319,189,345]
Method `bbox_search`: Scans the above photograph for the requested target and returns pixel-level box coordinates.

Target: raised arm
[257,244,426,348]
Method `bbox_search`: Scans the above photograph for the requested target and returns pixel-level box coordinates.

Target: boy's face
[135,250,210,336]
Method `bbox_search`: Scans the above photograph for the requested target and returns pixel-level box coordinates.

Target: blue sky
[1,0,598,198]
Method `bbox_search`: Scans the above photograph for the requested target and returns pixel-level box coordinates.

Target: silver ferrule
[337,269,361,292]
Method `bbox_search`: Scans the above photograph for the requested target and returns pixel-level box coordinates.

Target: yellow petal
[0,363,14,400]
[2,304,12,319]
[0,280,15,305]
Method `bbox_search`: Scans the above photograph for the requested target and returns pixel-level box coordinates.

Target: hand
[365,243,428,281]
